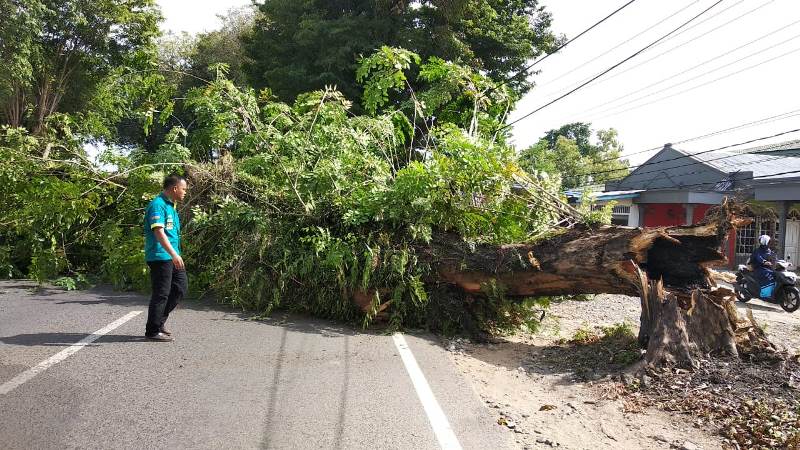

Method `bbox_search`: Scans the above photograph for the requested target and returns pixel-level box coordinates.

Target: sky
[156,0,800,165]
[509,0,800,164]
[158,0,251,35]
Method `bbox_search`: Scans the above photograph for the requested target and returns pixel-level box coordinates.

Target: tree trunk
[420,219,730,298]
[349,203,775,367]
[3,82,26,128]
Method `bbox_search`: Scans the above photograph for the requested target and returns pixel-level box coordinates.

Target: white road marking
[0,311,143,396]
[392,332,463,450]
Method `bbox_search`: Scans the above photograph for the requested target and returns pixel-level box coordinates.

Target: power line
[571,141,800,193]
[494,0,640,92]
[541,0,774,101]
[503,0,725,129]
[593,129,800,180]
[592,45,800,120]
[575,152,800,193]
[646,0,747,47]
[535,0,702,91]
[591,108,800,165]
[609,142,799,186]
[641,166,800,192]
[579,127,800,178]
[572,20,800,118]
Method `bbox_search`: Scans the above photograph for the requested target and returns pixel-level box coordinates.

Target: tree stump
[636,267,739,368]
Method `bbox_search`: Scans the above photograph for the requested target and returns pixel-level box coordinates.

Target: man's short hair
[163,173,187,190]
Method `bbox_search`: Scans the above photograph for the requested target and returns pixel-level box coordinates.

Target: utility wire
[641,166,800,192]
[647,0,746,47]
[605,142,800,185]
[571,141,800,194]
[493,0,640,93]
[593,45,800,120]
[542,0,774,100]
[572,20,800,118]
[580,128,800,179]
[572,148,800,191]
[504,0,725,129]
[535,0,702,91]
[591,108,800,165]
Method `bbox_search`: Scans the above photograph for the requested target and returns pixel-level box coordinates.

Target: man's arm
[153,227,185,270]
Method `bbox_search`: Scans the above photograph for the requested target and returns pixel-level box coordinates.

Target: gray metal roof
[674,147,800,181]
[732,139,800,155]
[607,139,800,193]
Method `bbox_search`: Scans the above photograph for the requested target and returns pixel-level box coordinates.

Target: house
[595,140,800,268]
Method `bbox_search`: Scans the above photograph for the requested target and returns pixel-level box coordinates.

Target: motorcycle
[735,260,800,312]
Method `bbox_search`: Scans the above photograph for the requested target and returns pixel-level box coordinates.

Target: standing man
[143,173,188,341]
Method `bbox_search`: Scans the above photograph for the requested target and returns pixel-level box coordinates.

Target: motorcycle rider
[750,234,776,287]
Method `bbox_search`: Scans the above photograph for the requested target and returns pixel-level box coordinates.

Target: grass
[568,321,641,367]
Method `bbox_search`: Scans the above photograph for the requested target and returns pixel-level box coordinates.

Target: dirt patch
[447,293,800,449]
[446,294,723,449]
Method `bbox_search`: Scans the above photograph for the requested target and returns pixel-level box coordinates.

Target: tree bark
[350,203,776,367]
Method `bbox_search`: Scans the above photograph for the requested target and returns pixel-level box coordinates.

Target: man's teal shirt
[144,193,181,262]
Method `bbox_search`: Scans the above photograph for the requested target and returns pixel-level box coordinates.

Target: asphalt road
[0,281,510,450]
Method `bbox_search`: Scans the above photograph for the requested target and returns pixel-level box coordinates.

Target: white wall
[628,204,640,228]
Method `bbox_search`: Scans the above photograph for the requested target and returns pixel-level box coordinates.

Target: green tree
[543,122,593,155]
[189,7,254,88]
[356,46,515,142]
[243,0,559,102]
[114,7,256,153]
[519,123,629,189]
[0,0,161,135]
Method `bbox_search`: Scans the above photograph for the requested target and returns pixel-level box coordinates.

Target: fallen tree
[392,204,775,368]
[126,58,777,366]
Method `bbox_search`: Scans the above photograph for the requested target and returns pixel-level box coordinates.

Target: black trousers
[146,260,188,336]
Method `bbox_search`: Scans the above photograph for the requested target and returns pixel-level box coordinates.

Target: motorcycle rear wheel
[780,287,800,313]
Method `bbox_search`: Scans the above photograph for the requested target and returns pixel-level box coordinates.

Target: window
[736,217,779,255]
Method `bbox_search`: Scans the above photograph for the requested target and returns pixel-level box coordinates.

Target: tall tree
[113,7,256,152]
[189,7,254,88]
[519,123,629,190]
[243,0,559,102]
[0,0,161,135]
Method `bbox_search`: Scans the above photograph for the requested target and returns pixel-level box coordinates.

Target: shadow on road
[3,280,367,449]
[3,279,382,449]
[0,333,149,346]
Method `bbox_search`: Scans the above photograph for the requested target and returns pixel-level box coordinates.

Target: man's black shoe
[159,326,172,336]
[145,332,173,342]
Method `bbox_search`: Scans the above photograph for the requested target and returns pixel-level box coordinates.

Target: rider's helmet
[759,234,771,246]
